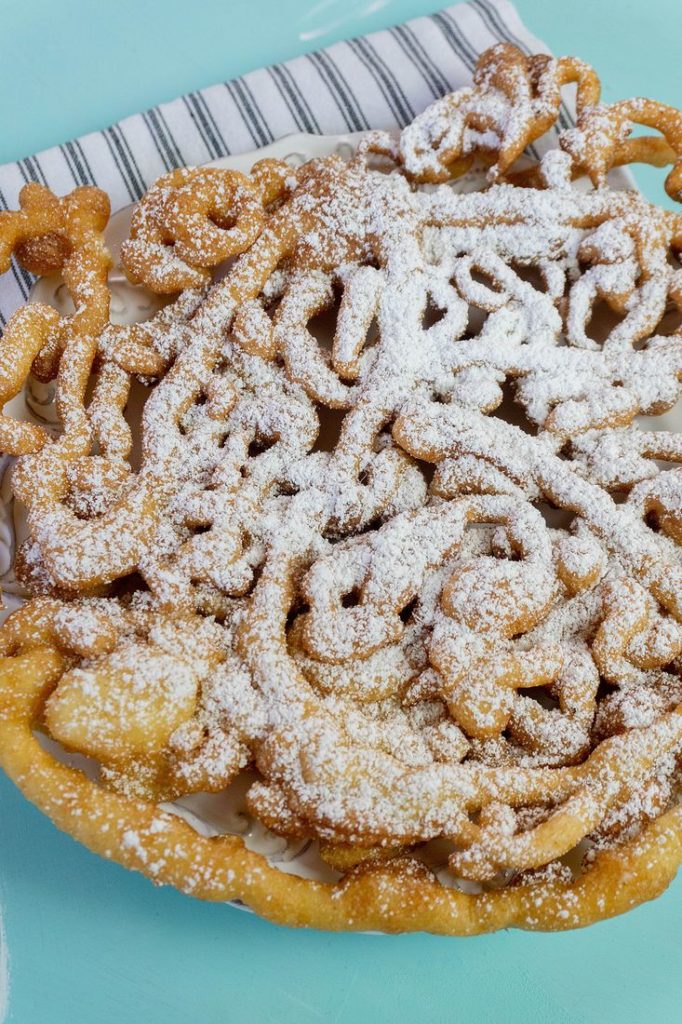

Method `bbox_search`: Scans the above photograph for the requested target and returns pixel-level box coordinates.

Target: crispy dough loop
[119,163,294,293]
[0,182,64,275]
[399,43,601,183]
[561,98,682,200]
[0,184,112,455]
[0,305,59,453]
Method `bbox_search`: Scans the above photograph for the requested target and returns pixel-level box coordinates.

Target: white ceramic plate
[4,133,680,915]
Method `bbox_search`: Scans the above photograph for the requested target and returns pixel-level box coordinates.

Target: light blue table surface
[1,2,681,1022]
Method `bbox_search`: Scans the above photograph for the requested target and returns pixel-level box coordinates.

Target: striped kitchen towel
[0,0,571,324]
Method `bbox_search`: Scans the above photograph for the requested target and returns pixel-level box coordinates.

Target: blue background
[1,2,681,1021]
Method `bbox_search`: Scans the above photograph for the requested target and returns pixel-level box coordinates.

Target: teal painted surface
[0,2,681,1021]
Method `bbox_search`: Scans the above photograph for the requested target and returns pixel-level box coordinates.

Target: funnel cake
[0,44,681,933]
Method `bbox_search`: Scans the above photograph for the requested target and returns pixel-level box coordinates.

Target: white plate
[5,133,680,916]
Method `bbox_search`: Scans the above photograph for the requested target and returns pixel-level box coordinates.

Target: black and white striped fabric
[0,0,567,325]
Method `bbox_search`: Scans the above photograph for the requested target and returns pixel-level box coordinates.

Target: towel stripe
[268,65,321,135]
[183,94,223,161]
[307,50,369,133]
[347,37,416,125]
[390,24,452,99]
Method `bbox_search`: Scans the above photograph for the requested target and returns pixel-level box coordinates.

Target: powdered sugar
[7,105,682,899]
